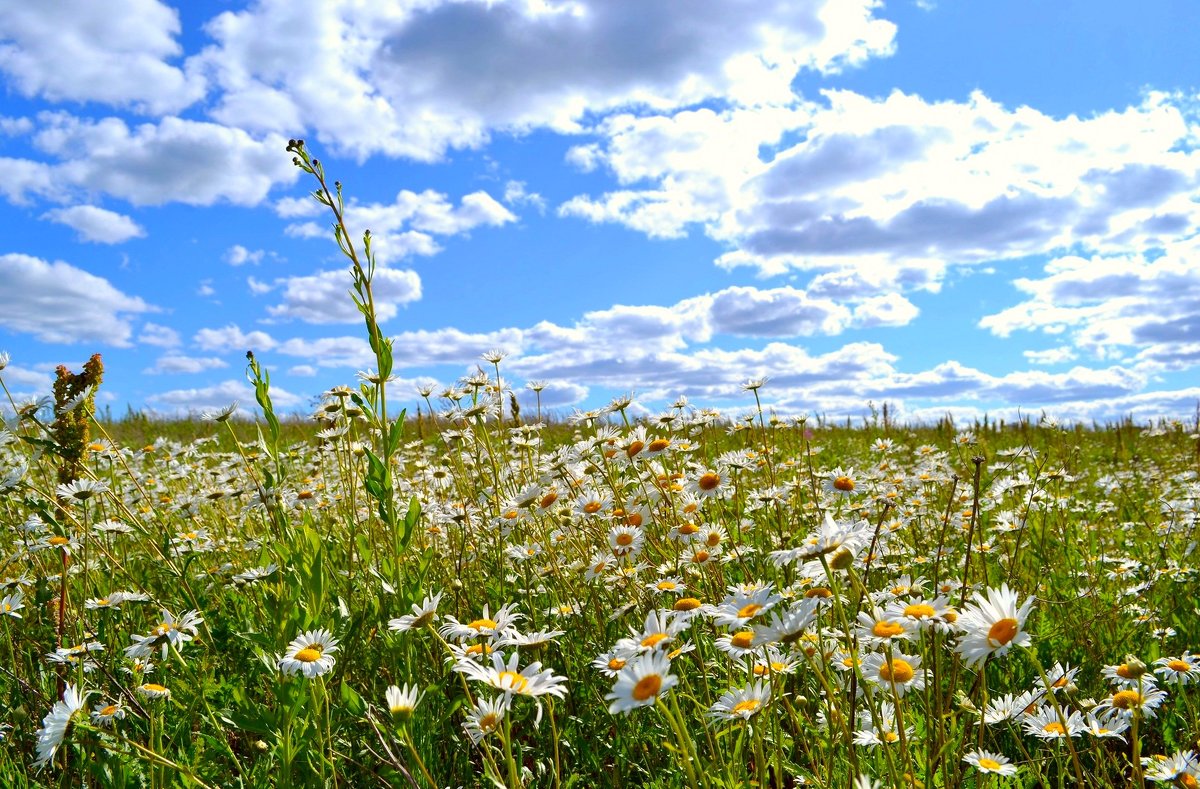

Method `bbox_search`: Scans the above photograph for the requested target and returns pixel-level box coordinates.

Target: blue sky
[2,0,1199,423]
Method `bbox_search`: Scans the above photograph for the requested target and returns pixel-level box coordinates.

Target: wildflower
[711,585,782,628]
[91,700,126,727]
[593,650,632,677]
[200,402,239,422]
[824,467,858,497]
[1103,656,1153,688]
[0,590,24,618]
[34,683,89,769]
[1155,653,1200,685]
[137,683,171,700]
[56,478,108,502]
[963,749,1019,776]
[389,592,443,632]
[1023,706,1086,740]
[1083,711,1130,739]
[232,564,278,585]
[439,603,522,642]
[752,598,821,646]
[709,681,771,721]
[1094,686,1169,720]
[853,701,910,746]
[714,629,759,659]
[278,629,339,679]
[1142,750,1200,783]
[860,651,925,697]
[385,684,422,719]
[463,696,508,744]
[954,584,1033,667]
[126,609,204,660]
[607,652,678,714]
[856,609,914,648]
[690,469,729,499]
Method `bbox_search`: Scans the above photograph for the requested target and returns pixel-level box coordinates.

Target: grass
[0,142,1197,787]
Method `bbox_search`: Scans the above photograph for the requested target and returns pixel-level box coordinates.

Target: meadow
[0,143,1198,788]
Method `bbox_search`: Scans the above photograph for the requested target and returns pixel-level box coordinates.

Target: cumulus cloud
[144,354,229,375]
[225,244,265,265]
[138,322,181,348]
[145,378,302,417]
[0,0,205,114]
[563,90,1200,283]
[0,253,153,345]
[40,205,146,244]
[266,267,422,324]
[282,188,515,264]
[979,240,1200,371]
[12,114,298,206]
[190,0,893,160]
[193,324,277,352]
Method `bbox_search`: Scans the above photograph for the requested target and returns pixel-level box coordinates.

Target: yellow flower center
[692,550,711,563]
[479,713,500,732]
[978,757,1001,771]
[730,631,754,649]
[987,618,1019,647]
[904,603,935,619]
[1112,690,1141,710]
[468,618,497,631]
[697,473,721,491]
[1042,721,1066,736]
[731,699,761,715]
[632,674,662,702]
[879,659,915,684]
[674,597,702,611]
[833,476,854,492]
[608,658,627,671]
[624,512,644,527]
[678,522,699,536]
[142,683,168,693]
[641,632,669,649]
[99,704,118,716]
[1115,663,1135,679]
[882,731,900,743]
[465,644,491,656]
[706,532,722,547]
[295,647,322,663]
[1167,659,1191,672]
[298,490,314,500]
[805,587,832,598]
[656,581,677,591]
[648,439,670,452]
[626,441,645,458]
[539,492,557,508]
[49,536,70,546]
[737,603,763,618]
[498,671,529,693]
[616,533,634,547]
[583,501,603,514]
[873,620,905,638]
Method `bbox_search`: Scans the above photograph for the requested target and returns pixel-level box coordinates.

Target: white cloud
[0,0,205,114]
[138,322,181,348]
[18,114,298,207]
[1023,347,1078,366]
[266,267,422,324]
[40,205,146,244]
[288,364,317,377]
[144,354,229,375]
[282,188,515,264]
[562,90,1200,284]
[225,244,265,265]
[190,0,893,160]
[145,378,302,417]
[193,324,277,353]
[0,253,152,345]
[503,180,545,214]
[980,240,1200,372]
[197,280,215,297]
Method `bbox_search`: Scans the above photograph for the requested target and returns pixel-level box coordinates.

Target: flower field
[0,146,1198,787]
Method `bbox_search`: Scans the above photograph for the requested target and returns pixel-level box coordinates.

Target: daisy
[0,589,24,618]
[1094,686,1170,720]
[438,603,522,643]
[647,576,685,596]
[752,598,821,646]
[389,591,444,632]
[823,467,858,497]
[91,700,126,727]
[1102,658,1154,688]
[1142,750,1200,784]
[954,584,1033,667]
[709,681,771,721]
[593,650,633,677]
[34,683,88,769]
[1083,711,1130,739]
[689,468,730,500]
[607,652,678,714]
[860,651,925,697]
[137,683,171,700]
[463,696,508,744]
[749,646,800,678]
[1023,706,1085,740]
[278,629,339,679]
[963,749,1019,776]
[56,478,108,502]
[853,701,909,746]
[126,609,204,660]
[454,651,568,700]
[385,684,423,719]
[710,585,782,628]
[622,609,690,654]
[1155,653,1200,685]
[714,629,759,659]
[856,609,915,648]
